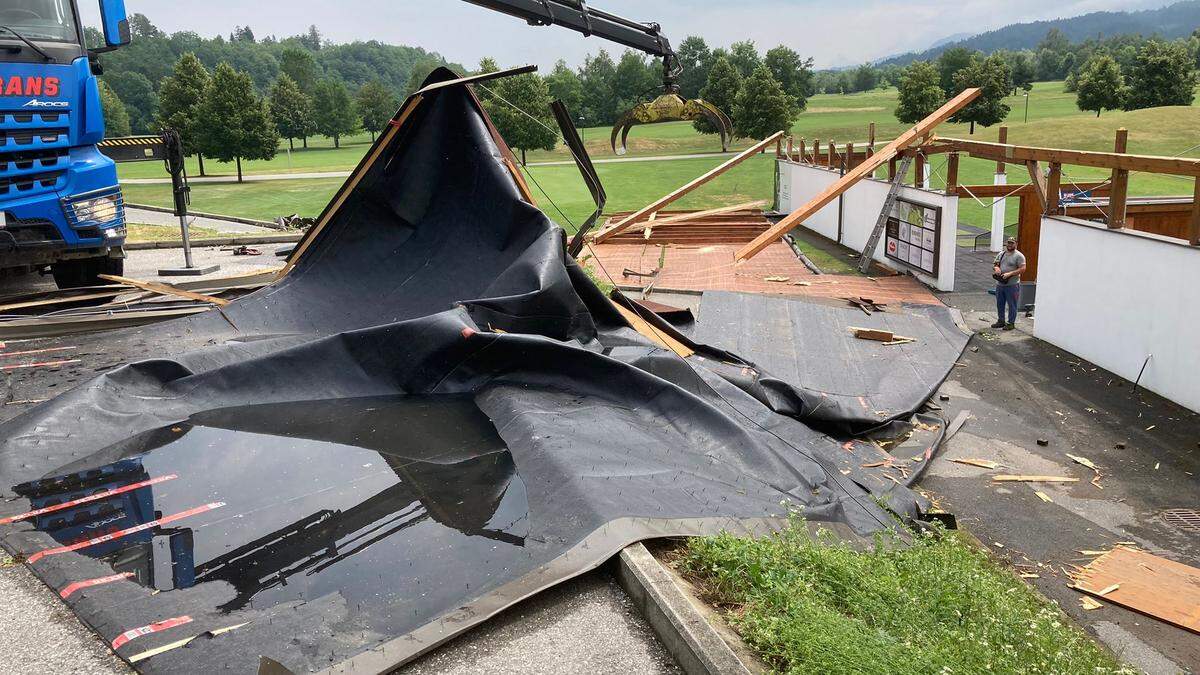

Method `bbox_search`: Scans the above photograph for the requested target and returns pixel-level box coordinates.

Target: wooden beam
[591,131,785,243]
[867,122,876,157]
[1191,178,1200,245]
[827,138,835,167]
[735,87,982,262]
[1109,128,1129,229]
[610,300,693,358]
[1045,162,1062,215]
[914,153,926,188]
[996,125,1008,174]
[97,275,230,307]
[786,137,793,161]
[1026,161,1048,212]
[954,181,1109,199]
[1018,193,1043,282]
[795,138,805,163]
[931,136,1200,176]
[811,139,821,164]
[624,200,768,228]
[945,152,960,195]
[846,142,855,170]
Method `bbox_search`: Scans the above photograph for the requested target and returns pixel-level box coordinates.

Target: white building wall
[777,160,958,291]
[1036,215,1200,413]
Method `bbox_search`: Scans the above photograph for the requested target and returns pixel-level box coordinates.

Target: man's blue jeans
[996,283,1020,324]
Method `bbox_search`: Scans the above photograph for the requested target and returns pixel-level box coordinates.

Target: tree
[297,25,322,51]
[102,71,156,134]
[231,25,255,43]
[728,40,761,78]
[578,50,617,126]
[279,47,319,93]
[311,78,359,148]
[156,53,211,174]
[895,61,945,124]
[695,56,742,135]
[482,70,557,165]
[951,54,1012,133]
[1010,52,1036,92]
[764,45,813,108]
[1124,40,1198,110]
[97,81,130,138]
[732,65,794,140]
[355,80,398,142]
[676,36,711,100]
[853,64,880,92]
[195,63,279,182]
[269,74,316,150]
[937,47,977,96]
[1075,55,1125,116]
[544,60,583,116]
[612,51,658,116]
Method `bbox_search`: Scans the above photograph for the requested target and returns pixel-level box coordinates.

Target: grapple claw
[610,92,734,156]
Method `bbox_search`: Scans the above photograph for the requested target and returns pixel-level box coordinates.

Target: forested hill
[880,0,1200,66]
[93,14,464,129]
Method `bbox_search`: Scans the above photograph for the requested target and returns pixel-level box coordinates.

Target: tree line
[889,28,1199,133]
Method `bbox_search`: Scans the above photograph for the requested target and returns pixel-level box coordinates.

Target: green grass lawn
[680,519,1129,674]
[120,80,1200,236]
[125,222,220,242]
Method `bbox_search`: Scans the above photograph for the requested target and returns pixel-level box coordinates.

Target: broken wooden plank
[610,300,694,359]
[851,327,894,342]
[735,88,981,262]
[634,200,768,227]
[593,132,786,244]
[993,475,1079,483]
[98,275,230,307]
[1073,546,1200,634]
[949,458,999,470]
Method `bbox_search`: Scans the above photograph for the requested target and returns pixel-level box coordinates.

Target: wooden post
[811,139,821,165]
[996,125,1008,175]
[1190,177,1200,245]
[1018,193,1043,282]
[914,152,925,188]
[945,152,960,195]
[827,139,835,168]
[1045,162,1062,215]
[867,122,876,157]
[888,156,897,181]
[796,138,805,164]
[786,137,794,161]
[846,142,855,170]
[1109,128,1129,229]
[776,138,784,158]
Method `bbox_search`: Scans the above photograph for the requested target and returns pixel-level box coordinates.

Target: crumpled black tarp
[0,69,966,673]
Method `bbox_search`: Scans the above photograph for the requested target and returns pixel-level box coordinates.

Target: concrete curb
[616,543,753,675]
[126,203,285,230]
[125,234,303,250]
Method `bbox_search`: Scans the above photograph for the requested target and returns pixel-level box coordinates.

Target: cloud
[81,0,1173,70]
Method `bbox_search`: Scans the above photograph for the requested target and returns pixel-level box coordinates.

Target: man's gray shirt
[995,250,1025,286]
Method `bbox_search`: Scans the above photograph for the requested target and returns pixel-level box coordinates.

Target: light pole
[1024,93,1030,123]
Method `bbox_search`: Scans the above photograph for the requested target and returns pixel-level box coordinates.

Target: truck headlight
[69,194,121,224]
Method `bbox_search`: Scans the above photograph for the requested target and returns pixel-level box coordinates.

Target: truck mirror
[98,0,131,48]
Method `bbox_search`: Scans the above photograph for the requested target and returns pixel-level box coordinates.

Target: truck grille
[0,111,66,125]
[0,128,68,148]
[0,171,65,196]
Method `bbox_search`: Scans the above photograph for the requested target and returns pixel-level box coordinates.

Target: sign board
[884,197,941,277]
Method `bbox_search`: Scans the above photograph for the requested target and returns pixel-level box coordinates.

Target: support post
[1025,161,1048,212]
[867,122,876,157]
[888,156,897,181]
[796,138,805,164]
[914,153,925,188]
[945,152,959,195]
[845,142,855,170]
[1045,162,1062,215]
[1190,177,1200,246]
[827,139,835,168]
[991,125,1009,252]
[786,137,793,161]
[1109,128,1129,229]
[812,139,821,165]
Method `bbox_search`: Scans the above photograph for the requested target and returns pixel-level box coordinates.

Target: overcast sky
[82,0,1171,69]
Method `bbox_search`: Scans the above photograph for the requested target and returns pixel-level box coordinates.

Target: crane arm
[461,0,678,76]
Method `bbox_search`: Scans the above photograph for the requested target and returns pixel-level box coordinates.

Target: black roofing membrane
[0,70,969,673]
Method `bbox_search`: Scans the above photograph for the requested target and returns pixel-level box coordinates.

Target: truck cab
[0,0,131,288]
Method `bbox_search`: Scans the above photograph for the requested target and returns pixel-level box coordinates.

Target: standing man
[992,236,1026,330]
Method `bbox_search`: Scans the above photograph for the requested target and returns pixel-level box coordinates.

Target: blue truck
[0,0,131,288]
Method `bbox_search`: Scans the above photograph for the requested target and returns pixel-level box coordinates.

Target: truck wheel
[51,257,124,289]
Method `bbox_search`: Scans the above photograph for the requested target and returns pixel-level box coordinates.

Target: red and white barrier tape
[27,502,224,564]
[60,572,134,599]
[0,346,77,358]
[112,616,193,650]
[0,474,178,525]
[1,359,81,371]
